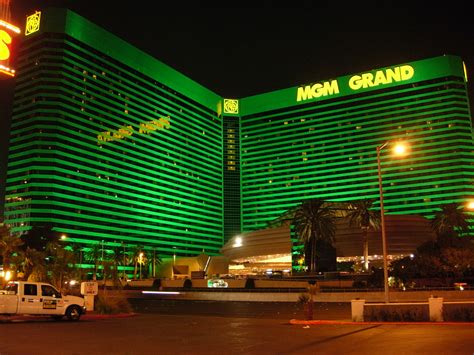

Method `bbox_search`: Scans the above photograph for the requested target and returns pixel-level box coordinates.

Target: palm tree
[430,202,470,239]
[21,246,47,281]
[131,245,147,279]
[0,224,24,278]
[46,241,77,290]
[149,247,162,278]
[346,199,381,271]
[85,242,102,280]
[292,198,336,272]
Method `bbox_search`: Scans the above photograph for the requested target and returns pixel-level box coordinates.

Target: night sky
[1,1,474,215]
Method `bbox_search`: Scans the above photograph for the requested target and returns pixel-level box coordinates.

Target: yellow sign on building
[224,99,239,114]
[25,11,41,36]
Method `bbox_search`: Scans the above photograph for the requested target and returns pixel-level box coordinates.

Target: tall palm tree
[292,198,336,272]
[46,241,77,290]
[346,199,381,271]
[131,245,147,279]
[0,224,24,277]
[21,246,47,281]
[149,248,162,278]
[430,202,470,239]
[85,242,102,280]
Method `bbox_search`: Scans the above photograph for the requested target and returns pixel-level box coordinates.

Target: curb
[82,312,138,320]
[289,319,474,326]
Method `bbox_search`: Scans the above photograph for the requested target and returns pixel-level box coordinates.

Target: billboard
[0,18,20,77]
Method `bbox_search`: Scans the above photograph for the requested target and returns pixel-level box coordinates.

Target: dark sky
[1,1,474,215]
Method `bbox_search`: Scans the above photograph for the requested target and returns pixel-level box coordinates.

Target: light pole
[376,140,407,303]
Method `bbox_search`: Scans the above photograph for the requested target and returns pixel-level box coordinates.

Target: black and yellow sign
[43,300,57,309]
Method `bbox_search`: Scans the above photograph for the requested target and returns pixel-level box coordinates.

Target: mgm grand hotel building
[4,8,474,272]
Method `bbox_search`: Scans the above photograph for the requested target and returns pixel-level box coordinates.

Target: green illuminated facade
[4,8,474,260]
[5,8,224,257]
[239,57,474,232]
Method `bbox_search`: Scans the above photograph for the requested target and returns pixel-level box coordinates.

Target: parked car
[207,279,228,288]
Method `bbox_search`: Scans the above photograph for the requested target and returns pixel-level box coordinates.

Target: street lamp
[376,140,408,303]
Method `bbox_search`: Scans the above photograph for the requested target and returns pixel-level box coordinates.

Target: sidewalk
[289,318,474,326]
[0,312,138,322]
[82,312,138,320]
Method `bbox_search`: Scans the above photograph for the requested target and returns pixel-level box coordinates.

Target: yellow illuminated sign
[348,65,414,90]
[97,116,170,144]
[297,65,415,102]
[0,19,20,77]
[297,80,339,102]
[0,30,12,60]
[223,99,239,114]
[25,11,41,36]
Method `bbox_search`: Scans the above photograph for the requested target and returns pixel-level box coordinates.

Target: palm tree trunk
[311,238,317,272]
[363,232,369,271]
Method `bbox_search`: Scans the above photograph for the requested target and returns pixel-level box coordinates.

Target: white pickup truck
[0,281,86,321]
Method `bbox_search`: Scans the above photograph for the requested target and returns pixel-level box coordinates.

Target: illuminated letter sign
[25,11,41,36]
[297,65,415,102]
[97,116,171,144]
[0,30,12,60]
[297,80,339,102]
[0,19,20,77]
[348,65,414,90]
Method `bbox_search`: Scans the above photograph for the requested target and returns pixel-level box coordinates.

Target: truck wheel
[66,306,82,321]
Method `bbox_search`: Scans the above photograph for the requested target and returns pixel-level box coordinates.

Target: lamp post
[376,141,407,303]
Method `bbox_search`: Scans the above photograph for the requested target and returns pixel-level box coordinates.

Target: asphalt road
[2,299,474,354]
[127,299,352,320]
[1,312,473,355]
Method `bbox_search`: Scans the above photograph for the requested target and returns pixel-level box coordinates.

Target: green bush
[364,305,428,322]
[94,293,133,314]
[152,278,162,290]
[245,278,255,289]
[297,293,310,305]
[444,305,474,321]
[183,278,192,289]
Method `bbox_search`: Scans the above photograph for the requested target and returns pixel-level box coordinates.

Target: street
[0,301,473,354]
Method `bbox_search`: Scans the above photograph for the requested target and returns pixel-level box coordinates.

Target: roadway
[0,300,473,354]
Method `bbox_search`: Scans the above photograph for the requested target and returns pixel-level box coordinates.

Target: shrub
[183,278,192,289]
[444,305,474,321]
[94,293,133,314]
[244,278,255,289]
[364,305,428,322]
[297,293,310,305]
[152,278,162,290]
[352,280,367,288]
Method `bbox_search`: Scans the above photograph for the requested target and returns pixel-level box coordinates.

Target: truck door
[0,282,19,314]
[17,283,41,314]
[39,284,64,315]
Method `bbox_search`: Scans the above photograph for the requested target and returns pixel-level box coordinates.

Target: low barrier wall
[107,288,474,303]
[352,299,474,322]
